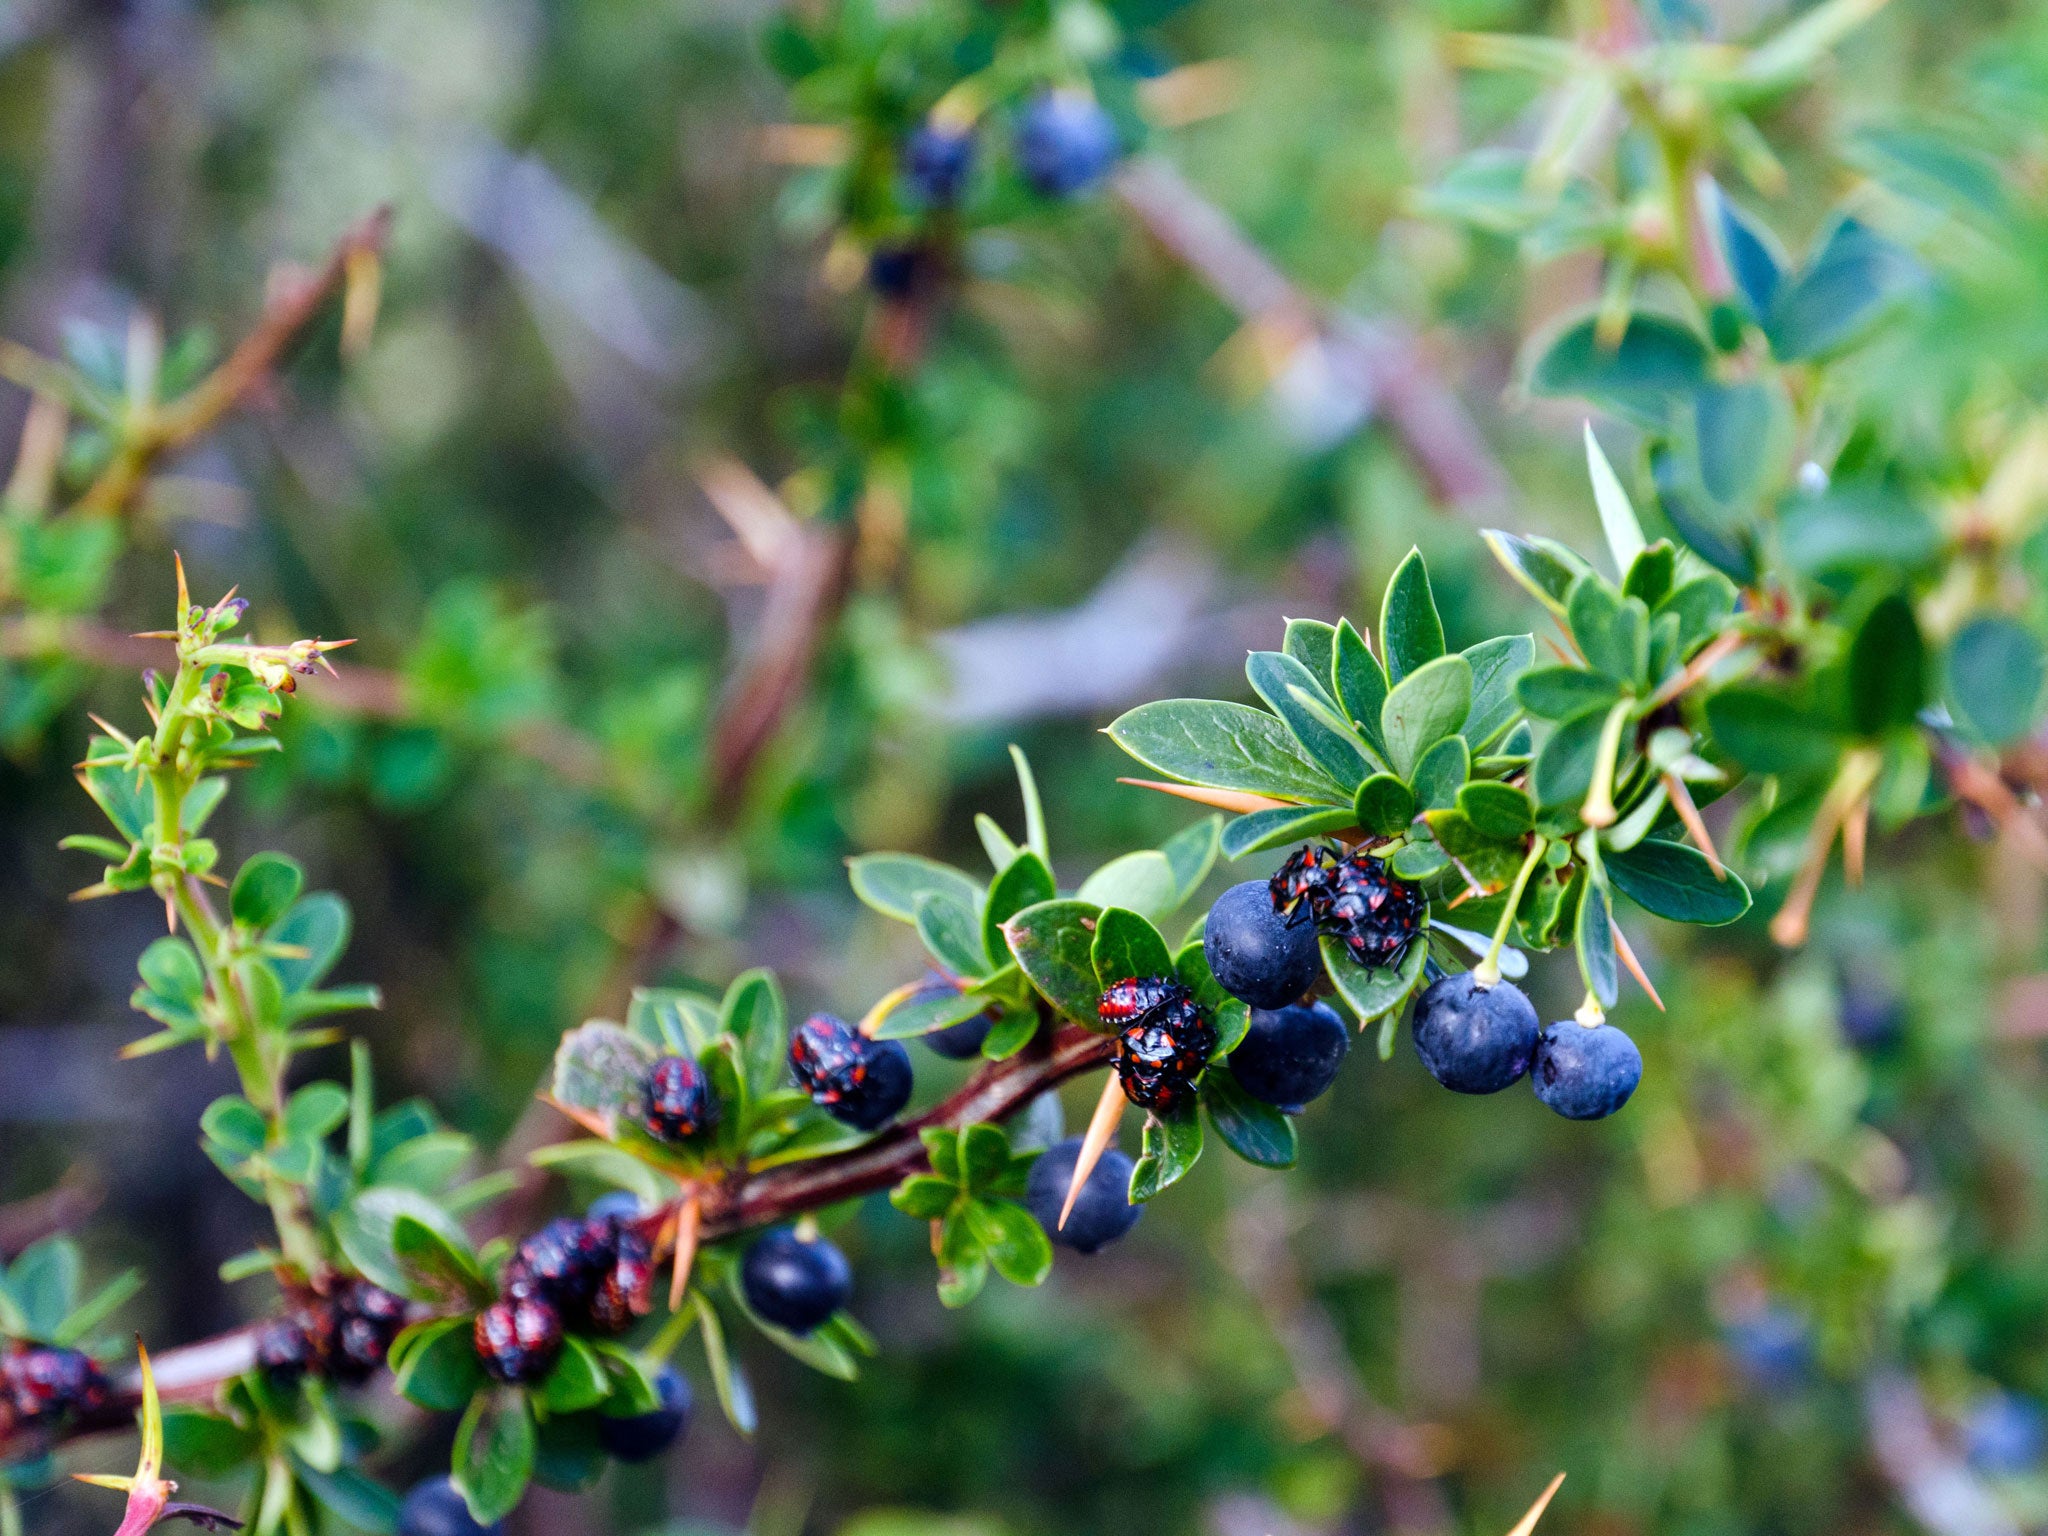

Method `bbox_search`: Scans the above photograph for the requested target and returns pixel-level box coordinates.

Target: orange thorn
[1504,1473,1566,1536]
[668,1189,700,1310]
[1060,1072,1129,1230]
[534,1092,614,1140]
[1843,797,1868,887]
[1113,778,1297,815]
[1662,772,1725,879]
[1609,916,1665,1011]
[173,552,189,618]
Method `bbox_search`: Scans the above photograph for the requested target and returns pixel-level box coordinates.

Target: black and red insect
[1099,977,1216,1111]
[1269,844,1427,969]
[1,1345,111,1429]
[642,1053,718,1143]
[789,1014,874,1109]
[474,1293,565,1384]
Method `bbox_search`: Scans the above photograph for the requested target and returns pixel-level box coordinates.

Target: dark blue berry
[1411,973,1539,1094]
[474,1294,564,1383]
[1723,1306,1811,1394]
[903,122,975,205]
[1024,1136,1142,1253]
[586,1190,645,1224]
[1230,1000,1349,1111]
[398,1476,503,1536]
[1014,92,1119,198]
[255,1318,313,1383]
[1531,1020,1642,1119]
[643,1054,718,1143]
[740,1228,852,1335]
[866,244,938,302]
[790,1015,914,1130]
[1966,1391,2046,1473]
[597,1365,692,1463]
[1838,978,1905,1051]
[1204,880,1323,1009]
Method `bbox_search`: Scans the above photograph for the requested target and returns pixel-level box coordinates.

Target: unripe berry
[1204,879,1323,1009]
[740,1228,852,1336]
[1024,1136,1142,1253]
[474,1295,565,1384]
[597,1365,693,1463]
[1410,973,1539,1094]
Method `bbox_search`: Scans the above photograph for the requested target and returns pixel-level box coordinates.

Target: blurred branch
[66,207,393,517]
[1113,156,1509,512]
[1864,1370,2021,1536]
[0,1170,104,1261]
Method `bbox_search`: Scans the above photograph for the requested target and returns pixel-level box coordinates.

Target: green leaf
[1248,651,1373,788]
[1332,619,1390,756]
[1003,900,1106,1026]
[9,1238,79,1338]
[1779,483,1940,578]
[1483,530,1591,616]
[1650,444,1758,583]
[917,889,991,979]
[1129,1104,1204,1202]
[1159,816,1223,905]
[1531,705,1612,808]
[627,988,717,1055]
[392,1213,488,1303]
[1766,215,1921,361]
[980,1007,1040,1060]
[538,1336,610,1413]
[51,1267,141,1346]
[1204,1071,1299,1168]
[1519,666,1621,721]
[335,1186,481,1302]
[1606,839,1753,925]
[1462,635,1533,750]
[393,1317,486,1412]
[1092,907,1175,989]
[1709,181,1785,321]
[1704,687,1843,775]
[1009,745,1050,863]
[298,1462,404,1533]
[1379,549,1445,684]
[1567,576,1647,685]
[1354,774,1418,837]
[454,1389,535,1527]
[1321,930,1428,1024]
[549,1021,657,1135]
[1948,615,2046,745]
[1575,877,1619,1009]
[694,1295,755,1436]
[1526,311,1711,429]
[1687,381,1790,513]
[1410,735,1470,810]
[1623,543,1676,609]
[890,1175,959,1219]
[1282,618,1339,688]
[870,986,990,1042]
[1845,592,1926,736]
[230,852,304,931]
[284,1082,349,1141]
[1108,699,1344,802]
[981,851,1057,969]
[963,1197,1054,1286]
[847,854,982,925]
[268,893,351,993]
[935,1210,989,1309]
[960,1124,1010,1190]
[1381,654,1473,779]
[720,969,788,1102]
[975,813,1021,872]
[201,1095,267,1160]
[1458,781,1535,839]
[162,1408,261,1477]
[1220,805,1357,859]
[1584,424,1647,574]
[1075,850,1178,922]
[137,936,205,1008]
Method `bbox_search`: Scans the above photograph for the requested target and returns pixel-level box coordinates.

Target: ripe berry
[1838,973,1905,1051]
[789,1014,914,1131]
[1410,973,1539,1094]
[255,1317,314,1383]
[1014,91,1118,198]
[1204,879,1323,1008]
[1024,1136,1142,1253]
[1104,978,1215,1111]
[903,122,975,205]
[642,1054,718,1144]
[597,1365,693,1463]
[866,243,940,303]
[398,1476,503,1536]
[474,1294,565,1384]
[1531,1019,1642,1119]
[740,1228,852,1336]
[1271,846,1427,969]
[1722,1305,1811,1394]
[910,972,995,1059]
[1230,1000,1350,1111]
[2,1346,110,1425]
[586,1190,646,1224]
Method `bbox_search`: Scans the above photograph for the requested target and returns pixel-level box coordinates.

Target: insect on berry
[504,1215,617,1308]
[642,1053,718,1143]
[1270,844,1426,970]
[790,1014,913,1131]
[1204,878,1323,1009]
[2,1346,111,1427]
[1101,977,1216,1111]
[585,1226,656,1335]
[474,1294,565,1384]
[255,1317,315,1384]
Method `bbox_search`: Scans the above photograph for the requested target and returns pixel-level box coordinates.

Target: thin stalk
[1580,698,1635,828]
[1474,837,1547,988]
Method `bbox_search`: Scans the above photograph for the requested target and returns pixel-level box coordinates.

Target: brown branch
[1112,155,1508,513]
[67,208,393,518]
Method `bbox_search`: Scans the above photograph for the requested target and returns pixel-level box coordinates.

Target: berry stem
[1574,991,1607,1028]
[1473,837,1547,989]
[1579,698,1635,829]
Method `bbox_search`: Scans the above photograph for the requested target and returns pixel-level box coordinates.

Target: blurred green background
[6,0,2048,1532]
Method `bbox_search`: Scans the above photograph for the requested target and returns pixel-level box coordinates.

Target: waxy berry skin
[2,1346,110,1427]
[474,1294,565,1384]
[908,973,996,1059]
[1205,879,1324,1008]
[398,1477,503,1536]
[1271,845,1427,970]
[642,1054,718,1144]
[903,122,976,206]
[790,1014,914,1131]
[586,1190,646,1225]
[1230,1001,1350,1111]
[1410,973,1540,1095]
[1014,92,1119,198]
[740,1228,853,1336]
[1024,1136,1142,1253]
[1102,978,1216,1111]
[597,1365,693,1463]
[1531,1020,1642,1120]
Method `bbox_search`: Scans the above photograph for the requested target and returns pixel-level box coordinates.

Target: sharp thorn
[1060,1072,1128,1230]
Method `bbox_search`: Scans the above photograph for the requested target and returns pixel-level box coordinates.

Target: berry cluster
[257,1278,409,1386]
[474,1209,656,1384]
[0,1344,110,1438]
[1410,971,1642,1120]
[1100,977,1215,1110]
[898,91,1119,209]
[789,1014,913,1131]
[1270,845,1428,969]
